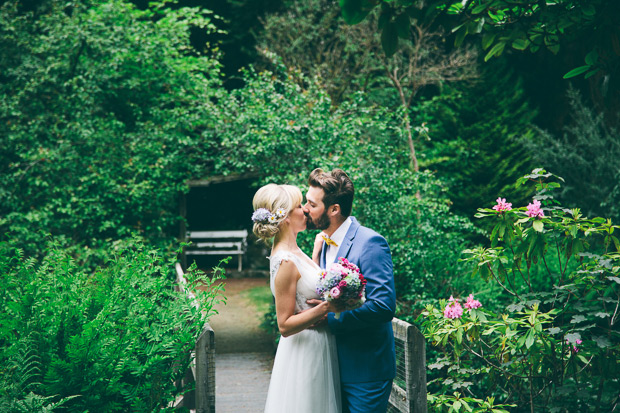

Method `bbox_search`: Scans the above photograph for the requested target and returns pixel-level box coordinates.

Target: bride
[252,183,341,413]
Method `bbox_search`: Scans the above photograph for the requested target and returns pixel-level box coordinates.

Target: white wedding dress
[264,250,341,413]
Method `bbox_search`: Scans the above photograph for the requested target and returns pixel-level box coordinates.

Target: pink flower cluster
[491,197,545,218]
[443,296,463,319]
[444,294,482,319]
[464,294,482,310]
[492,197,512,212]
[316,257,366,310]
[566,338,583,353]
[526,199,544,218]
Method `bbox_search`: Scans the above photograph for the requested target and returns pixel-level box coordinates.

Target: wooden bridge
[174,264,427,413]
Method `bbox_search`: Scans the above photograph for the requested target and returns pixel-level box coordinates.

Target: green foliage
[527,86,620,223]
[417,58,537,221]
[214,63,478,314]
[419,169,620,412]
[338,0,620,79]
[256,0,388,105]
[0,0,223,260]
[0,236,224,412]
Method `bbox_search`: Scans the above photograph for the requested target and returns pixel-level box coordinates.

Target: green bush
[215,64,478,314]
[0,237,224,412]
[0,0,223,261]
[419,169,620,412]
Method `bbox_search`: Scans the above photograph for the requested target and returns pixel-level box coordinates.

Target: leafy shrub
[0,237,224,412]
[0,0,223,261]
[419,169,620,412]
[216,64,478,316]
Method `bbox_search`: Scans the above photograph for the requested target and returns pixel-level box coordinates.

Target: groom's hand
[307,298,346,314]
[312,232,326,264]
[306,298,324,307]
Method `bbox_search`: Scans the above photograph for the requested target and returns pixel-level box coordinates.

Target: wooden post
[195,323,216,413]
[389,318,427,413]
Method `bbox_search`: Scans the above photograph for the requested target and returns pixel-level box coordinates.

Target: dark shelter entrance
[181,175,270,276]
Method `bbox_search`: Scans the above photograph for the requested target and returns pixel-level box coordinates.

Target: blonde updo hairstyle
[252,184,303,243]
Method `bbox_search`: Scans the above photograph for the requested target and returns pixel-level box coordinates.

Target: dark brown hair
[308,168,354,217]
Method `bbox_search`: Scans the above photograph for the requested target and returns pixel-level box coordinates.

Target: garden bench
[185,229,248,271]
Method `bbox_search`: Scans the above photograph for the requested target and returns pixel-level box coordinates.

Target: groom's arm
[327,234,395,334]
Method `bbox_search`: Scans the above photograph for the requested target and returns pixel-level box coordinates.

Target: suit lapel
[333,217,359,263]
[320,242,327,269]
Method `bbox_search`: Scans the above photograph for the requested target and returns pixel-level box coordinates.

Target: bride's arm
[274,260,332,337]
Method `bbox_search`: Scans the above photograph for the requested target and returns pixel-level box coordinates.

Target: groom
[304,168,396,413]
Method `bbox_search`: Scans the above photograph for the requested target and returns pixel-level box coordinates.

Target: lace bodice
[269,250,322,312]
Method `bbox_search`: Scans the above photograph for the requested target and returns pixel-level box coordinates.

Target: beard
[306,210,330,230]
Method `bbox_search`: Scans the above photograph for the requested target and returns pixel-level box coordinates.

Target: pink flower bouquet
[316,257,367,311]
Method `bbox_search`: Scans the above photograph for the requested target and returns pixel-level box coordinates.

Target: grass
[240,284,273,314]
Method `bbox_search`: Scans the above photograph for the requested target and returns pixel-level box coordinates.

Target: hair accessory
[252,207,287,224]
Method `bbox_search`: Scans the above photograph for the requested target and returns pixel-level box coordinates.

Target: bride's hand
[312,232,326,264]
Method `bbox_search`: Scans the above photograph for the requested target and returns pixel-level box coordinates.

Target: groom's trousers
[341,379,393,413]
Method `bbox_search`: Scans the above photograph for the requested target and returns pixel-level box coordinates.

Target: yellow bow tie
[321,235,338,247]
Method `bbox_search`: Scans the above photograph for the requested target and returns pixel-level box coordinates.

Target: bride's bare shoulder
[274,259,301,285]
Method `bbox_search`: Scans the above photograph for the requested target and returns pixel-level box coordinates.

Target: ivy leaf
[507,303,524,312]
[593,335,611,348]
[570,315,587,324]
[565,332,581,344]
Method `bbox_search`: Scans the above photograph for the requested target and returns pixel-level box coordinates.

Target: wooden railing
[388,318,427,413]
[173,263,216,413]
[174,263,426,412]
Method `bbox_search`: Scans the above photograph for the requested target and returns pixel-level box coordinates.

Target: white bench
[185,230,248,271]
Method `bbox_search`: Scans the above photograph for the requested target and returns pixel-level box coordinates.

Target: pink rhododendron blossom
[566,338,583,353]
[444,296,463,319]
[492,197,512,212]
[464,294,482,310]
[526,199,544,218]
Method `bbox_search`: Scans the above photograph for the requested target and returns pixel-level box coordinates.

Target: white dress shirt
[325,216,352,265]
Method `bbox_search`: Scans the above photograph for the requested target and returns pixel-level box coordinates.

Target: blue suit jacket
[321,217,396,383]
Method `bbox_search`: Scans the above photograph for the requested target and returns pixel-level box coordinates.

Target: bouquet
[316,257,367,311]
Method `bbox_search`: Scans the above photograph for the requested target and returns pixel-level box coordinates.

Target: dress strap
[269,251,297,294]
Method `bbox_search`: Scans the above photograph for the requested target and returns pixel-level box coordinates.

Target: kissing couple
[251,168,396,413]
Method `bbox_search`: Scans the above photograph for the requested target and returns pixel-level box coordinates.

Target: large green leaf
[381,22,399,57]
[339,0,376,25]
[563,65,590,79]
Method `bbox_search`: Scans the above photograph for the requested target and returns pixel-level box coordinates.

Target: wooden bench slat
[193,242,243,249]
[188,230,248,238]
[185,229,248,271]
[185,250,244,255]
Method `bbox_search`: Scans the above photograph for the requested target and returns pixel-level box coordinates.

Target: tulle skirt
[264,326,341,413]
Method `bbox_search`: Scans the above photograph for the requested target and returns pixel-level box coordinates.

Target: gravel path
[208,278,275,412]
